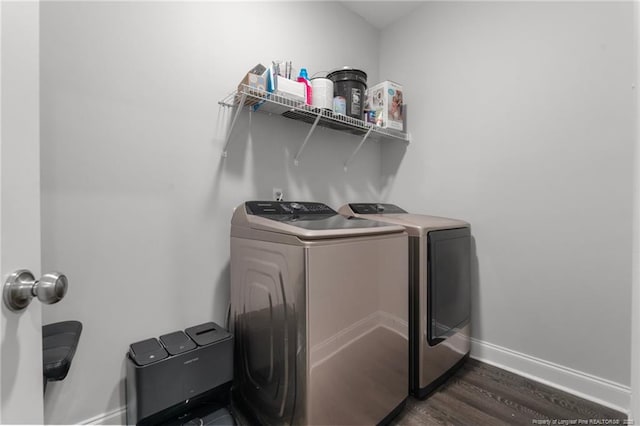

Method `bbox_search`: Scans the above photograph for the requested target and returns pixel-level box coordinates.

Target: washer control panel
[348,203,407,214]
[246,201,336,216]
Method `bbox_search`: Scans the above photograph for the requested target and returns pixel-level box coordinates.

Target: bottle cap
[299,68,309,79]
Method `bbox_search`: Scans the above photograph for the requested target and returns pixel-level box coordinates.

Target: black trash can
[327,67,367,120]
[126,322,235,425]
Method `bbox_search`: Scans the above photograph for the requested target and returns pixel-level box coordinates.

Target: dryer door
[427,228,471,346]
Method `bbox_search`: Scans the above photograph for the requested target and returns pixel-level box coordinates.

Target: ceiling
[340,1,425,30]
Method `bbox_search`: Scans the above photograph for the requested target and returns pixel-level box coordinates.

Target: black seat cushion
[43,320,82,382]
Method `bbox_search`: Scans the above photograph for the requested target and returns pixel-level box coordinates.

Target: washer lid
[338,203,469,235]
[233,201,405,239]
[348,203,408,214]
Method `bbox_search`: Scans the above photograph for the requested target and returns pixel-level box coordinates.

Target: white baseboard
[78,340,630,424]
[470,338,631,415]
[79,406,126,425]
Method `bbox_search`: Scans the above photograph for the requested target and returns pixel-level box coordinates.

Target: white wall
[380,0,635,408]
[630,2,640,422]
[39,0,638,422]
[39,2,382,424]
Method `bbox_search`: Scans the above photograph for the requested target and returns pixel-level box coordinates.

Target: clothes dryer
[338,203,471,399]
[230,201,409,425]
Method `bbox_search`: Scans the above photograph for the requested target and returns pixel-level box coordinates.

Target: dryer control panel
[246,201,336,216]
[349,203,408,214]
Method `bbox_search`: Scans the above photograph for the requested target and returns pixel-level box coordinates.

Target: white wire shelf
[219,84,410,169]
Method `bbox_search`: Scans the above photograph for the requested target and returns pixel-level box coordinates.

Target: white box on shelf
[255,76,306,114]
[367,81,404,131]
[273,76,306,103]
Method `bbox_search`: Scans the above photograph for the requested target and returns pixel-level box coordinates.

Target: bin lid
[327,67,367,84]
[185,322,232,347]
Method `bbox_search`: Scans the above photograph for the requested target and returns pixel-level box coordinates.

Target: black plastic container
[126,322,234,425]
[327,67,367,120]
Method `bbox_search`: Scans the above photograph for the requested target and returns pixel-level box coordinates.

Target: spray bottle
[297,68,313,106]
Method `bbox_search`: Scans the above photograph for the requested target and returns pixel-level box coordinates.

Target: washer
[338,203,471,399]
[229,201,409,425]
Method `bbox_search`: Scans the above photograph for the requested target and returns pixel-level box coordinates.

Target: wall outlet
[273,188,284,201]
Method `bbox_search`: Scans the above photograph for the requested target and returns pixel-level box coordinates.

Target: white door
[0,1,45,423]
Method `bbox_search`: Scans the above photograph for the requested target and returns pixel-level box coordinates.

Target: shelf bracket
[221,92,247,158]
[344,126,374,172]
[293,113,322,166]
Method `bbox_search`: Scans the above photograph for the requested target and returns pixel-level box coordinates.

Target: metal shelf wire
[219,84,410,168]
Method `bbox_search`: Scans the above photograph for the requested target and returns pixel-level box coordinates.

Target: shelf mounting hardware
[293,113,322,166]
[221,92,247,158]
[344,126,374,172]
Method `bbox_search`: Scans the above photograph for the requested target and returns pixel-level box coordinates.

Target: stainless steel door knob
[3,269,68,312]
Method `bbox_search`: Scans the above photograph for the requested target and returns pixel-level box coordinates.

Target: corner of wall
[471,338,631,415]
[630,0,640,421]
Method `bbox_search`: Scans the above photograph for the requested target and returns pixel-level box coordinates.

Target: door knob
[3,269,68,312]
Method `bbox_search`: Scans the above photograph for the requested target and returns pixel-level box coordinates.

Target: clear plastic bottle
[297,68,313,105]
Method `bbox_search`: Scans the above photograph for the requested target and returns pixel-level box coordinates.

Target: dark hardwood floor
[391,358,628,426]
[231,358,627,425]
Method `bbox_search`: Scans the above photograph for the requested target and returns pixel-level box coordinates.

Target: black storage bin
[327,67,367,120]
[126,322,234,425]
